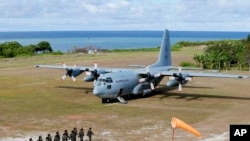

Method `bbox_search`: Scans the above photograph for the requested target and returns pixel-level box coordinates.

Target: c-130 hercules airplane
[36,29,249,104]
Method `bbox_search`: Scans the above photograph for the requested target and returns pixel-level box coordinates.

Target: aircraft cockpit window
[98,79,105,82]
[98,78,112,83]
[106,77,113,83]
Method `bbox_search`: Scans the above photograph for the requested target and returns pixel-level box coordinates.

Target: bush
[0,41,55,58]
[180,61,197,67]
[247,34,250,42]
[36,41,53,53]
[52,50,64,55]
[171,44,182,51]
[193,39,250,70]
[0,41,21,57]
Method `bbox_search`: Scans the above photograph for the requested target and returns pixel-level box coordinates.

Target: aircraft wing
[160,71,249,79]
[167,66,204,71]
[35,64,133,72]
[35,64,135,81]
[35,64,101,71]
[35,65,67,69]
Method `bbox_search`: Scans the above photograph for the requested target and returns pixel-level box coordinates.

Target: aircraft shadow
[122,86,250,103]
[55,86,93,94]
[107,93,158,103]
[180,85,214,89]
[55,85,250,103]
[158,84,214,90]
[157,87,250,101]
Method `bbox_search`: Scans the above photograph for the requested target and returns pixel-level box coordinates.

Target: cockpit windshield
[106,77,113,83]
[98,77,113,83]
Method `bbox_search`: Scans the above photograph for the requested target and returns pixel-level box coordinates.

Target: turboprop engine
[166,79,188,87]
[83,70,108,82]
[83,75,95,82]
[84,62,106,82]
[167,67,192,91]
[61,63,84,82]
[138,65,161,90]
[132,83,152,96]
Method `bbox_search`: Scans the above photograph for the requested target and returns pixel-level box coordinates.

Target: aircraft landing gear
[102,98,110,103]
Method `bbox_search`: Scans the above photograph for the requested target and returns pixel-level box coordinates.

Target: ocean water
[0,31,249,52]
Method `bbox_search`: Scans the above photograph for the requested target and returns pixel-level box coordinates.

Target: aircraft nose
[93,88,105,97]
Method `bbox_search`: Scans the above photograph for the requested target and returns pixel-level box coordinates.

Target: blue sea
[0,31,249,52]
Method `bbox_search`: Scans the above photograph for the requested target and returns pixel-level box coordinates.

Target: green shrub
[171,44,182,51]
[180,61,197,67]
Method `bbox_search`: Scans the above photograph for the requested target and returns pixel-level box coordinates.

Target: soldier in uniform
[53,131,60,141]
[47,134,52,141]
[37,136,43,141]
[73,127,77,137]
[70,130,76,141]
[62,133,67,141]
[63,130,69,140]
[87,128,94,141]
[78,128,84,141]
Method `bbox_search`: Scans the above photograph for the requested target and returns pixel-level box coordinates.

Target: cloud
[0,0,250,31]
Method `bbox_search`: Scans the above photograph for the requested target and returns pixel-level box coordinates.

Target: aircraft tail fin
[150,29,172,67]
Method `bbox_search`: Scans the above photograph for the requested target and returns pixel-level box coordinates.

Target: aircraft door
[119,88,123,96]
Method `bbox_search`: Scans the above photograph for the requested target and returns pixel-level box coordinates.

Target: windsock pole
[172,128,175,141]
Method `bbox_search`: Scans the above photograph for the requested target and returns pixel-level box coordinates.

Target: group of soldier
[29,127,94,141]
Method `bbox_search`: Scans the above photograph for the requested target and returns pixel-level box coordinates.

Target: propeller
[85,62,100,83]
[61,62,79,82]
[139,65,161,90]
[169,67,192,91]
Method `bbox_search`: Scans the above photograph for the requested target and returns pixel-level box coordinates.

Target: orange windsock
[171,117,202,138]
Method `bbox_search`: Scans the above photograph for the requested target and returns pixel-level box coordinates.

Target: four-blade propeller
[61,62,77,82]
[61,62,105,84]
[169,67,192,91]
[85,62,100,83]
[139,65,161,90]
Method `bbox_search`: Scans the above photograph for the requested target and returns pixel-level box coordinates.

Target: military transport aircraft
[36,29,249,104]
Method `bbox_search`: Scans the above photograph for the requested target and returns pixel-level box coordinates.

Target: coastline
[0,31,249,52]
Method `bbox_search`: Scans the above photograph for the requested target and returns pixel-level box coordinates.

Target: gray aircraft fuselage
[93,67,165,100]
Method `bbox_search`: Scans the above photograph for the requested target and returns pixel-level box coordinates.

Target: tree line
[0,41,54,57]
[190,36,250,71]
[2,36,250,71]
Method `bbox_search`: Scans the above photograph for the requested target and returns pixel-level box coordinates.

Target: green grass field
[1,48,250,141]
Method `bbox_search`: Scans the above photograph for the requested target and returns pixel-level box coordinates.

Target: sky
[0,0,250,31]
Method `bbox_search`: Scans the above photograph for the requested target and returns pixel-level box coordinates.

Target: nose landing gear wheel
[102,98,110,103]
